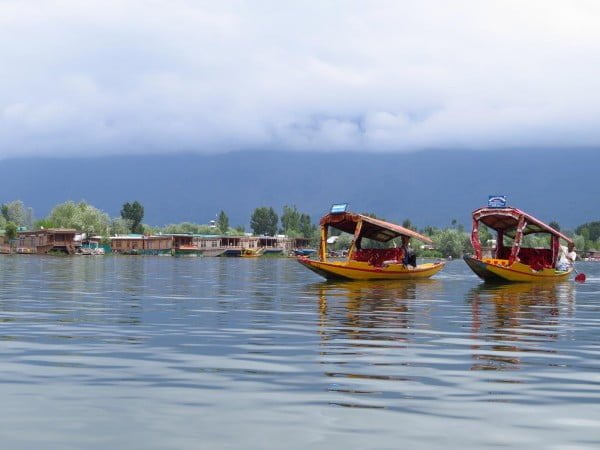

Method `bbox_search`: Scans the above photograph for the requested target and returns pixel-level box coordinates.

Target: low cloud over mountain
[1,1,600,157]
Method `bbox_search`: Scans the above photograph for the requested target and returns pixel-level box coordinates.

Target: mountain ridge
[1,149,598,229]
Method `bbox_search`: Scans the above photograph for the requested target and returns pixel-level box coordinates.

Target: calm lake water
[0,255,599,449]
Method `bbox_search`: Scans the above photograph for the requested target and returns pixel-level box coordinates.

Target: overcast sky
[1,0,600,158]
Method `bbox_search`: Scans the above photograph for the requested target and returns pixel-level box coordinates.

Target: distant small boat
[241,248,262,258]
[294,248,316,257]
[464,206,574,282]
[76,242,105,255]
[297,209,444,281]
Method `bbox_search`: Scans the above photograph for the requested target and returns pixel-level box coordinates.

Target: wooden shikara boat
[464,206,574,282]
[297,209,444,281]
[240,248,262,258]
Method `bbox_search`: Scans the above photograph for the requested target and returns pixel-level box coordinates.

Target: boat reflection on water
[467,282,575,371]
[309,279,443,407]
[314,279,443,341]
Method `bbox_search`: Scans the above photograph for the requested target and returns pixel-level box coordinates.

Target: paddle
[574,266,586,283]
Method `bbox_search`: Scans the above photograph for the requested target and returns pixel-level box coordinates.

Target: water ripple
[0,256,599,448]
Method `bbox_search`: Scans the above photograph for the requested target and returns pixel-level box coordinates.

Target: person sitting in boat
[556,243,577,271]
[401,238,417,268]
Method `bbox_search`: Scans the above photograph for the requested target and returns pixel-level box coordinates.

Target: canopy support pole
[471,218,481,259]
[319,225,328,262]
[347,219,363,261]
[509,216,526,265]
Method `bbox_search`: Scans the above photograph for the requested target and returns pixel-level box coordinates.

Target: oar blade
[575,272,586,283]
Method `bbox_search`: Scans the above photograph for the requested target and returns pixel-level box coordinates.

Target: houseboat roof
[165,233,224,239]
[18,228,78,235]
[472,207,573,243]
[320,212,433,244]
[111,234,171,240]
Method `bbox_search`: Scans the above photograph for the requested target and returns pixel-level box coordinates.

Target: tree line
[2,199,600,257]
[0,200,317,241]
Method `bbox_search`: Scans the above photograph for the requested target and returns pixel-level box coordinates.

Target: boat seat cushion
[496,246,553,269]
[353,248,404,267]
[517,247,553,269]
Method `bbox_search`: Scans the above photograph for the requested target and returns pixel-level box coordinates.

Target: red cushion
[352,248,403,267]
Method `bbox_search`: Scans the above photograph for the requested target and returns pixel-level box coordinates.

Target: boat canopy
[472,207,573,242]
[320,212,432,244]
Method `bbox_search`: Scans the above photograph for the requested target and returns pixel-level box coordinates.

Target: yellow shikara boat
[464,206,574,283]
[297,208,444,281]
[240,248,262,258]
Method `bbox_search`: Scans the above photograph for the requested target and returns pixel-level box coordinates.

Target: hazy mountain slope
[0,149,597,229]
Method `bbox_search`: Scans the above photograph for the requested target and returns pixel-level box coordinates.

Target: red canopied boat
[464,206,575,282]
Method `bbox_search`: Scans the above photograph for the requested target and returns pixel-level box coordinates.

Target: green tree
[478,225,492,246]
[1,200,34,228]
[281,205,301,234]
[422,225,439,236]
[331,233,352,251]
[575,221,600,242]
[402,219,415,230]
[572,234,585,252]
[110,218,133,235]
[121,201,144,234]
[48,201,110,237]
[5,221,18,241]
[281,205,315,238]
[433,229,470,258]
[140,224,157,235]
[158,222,214,235]
[299,213,315,238]
[549,221,561,231]
[34,218,56,230]
[217,210,230,234]
[251,207,278,236]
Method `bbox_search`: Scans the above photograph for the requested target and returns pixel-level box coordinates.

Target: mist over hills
[1,149,598,230]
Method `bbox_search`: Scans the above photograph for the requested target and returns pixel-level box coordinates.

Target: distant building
[16,229,80,254]
[170,234,202,256]
[584,249,600,261]
[110,235,172,255]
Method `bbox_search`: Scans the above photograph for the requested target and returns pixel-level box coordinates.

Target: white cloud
[1,0,600,157]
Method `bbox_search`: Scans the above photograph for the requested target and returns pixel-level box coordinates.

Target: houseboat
[256,236,286,256]
[297,205,445,280]
[194,235,226,257]
[171,234,203,256]
[216,235,286,257]
[16,229,80,254]
[464,203,575,282]
[110,235,173,255]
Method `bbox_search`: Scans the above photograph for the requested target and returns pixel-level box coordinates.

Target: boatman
[556,243,577,271]
[401,237,417,268]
